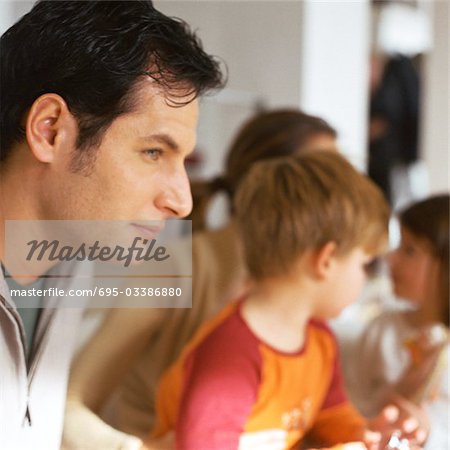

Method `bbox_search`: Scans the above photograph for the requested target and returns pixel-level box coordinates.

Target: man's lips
[130,223,164,240]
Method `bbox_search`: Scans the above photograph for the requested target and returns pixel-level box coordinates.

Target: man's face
[44,82,197,229]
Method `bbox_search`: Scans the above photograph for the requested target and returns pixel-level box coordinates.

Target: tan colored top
[63,223,247,449]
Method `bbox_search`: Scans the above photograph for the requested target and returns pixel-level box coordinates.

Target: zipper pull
[23,405,32,426]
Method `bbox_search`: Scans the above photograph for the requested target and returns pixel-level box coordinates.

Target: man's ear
[25,94,77,163]
[313,241,338,279]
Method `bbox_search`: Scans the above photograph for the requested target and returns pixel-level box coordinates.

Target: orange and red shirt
[152,301,365,449]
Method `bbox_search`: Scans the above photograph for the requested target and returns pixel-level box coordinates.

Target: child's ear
[313,241,338,279]
[25,93,77,163]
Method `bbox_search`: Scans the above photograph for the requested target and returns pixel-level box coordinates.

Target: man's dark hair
[0,0,224,163]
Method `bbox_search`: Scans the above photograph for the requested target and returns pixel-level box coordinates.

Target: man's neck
[1,162,55,281]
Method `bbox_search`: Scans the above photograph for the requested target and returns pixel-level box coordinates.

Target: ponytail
[189,176,230,232]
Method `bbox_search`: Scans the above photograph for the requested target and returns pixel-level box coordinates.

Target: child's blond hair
[234,151,389,280]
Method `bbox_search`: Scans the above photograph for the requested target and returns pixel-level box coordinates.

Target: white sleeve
[62,400,143,450]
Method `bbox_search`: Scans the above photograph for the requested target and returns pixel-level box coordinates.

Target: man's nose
[156,168,193,219]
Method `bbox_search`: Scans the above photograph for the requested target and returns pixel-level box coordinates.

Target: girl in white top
[352,194,449,449]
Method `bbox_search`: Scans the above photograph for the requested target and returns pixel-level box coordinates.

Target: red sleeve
[176,312,262,450]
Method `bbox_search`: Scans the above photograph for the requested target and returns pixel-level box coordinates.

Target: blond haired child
[150,151,402,450]
[352,194,449,449]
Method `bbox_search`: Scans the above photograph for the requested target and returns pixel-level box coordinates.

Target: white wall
[0,1,34,36]
[421,0,450,194]
[0,2,14,36]
[298,0,371,171]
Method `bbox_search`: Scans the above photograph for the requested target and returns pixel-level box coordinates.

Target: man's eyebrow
[140,134,179,152]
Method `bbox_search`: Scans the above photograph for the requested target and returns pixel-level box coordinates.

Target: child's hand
[140,432,174,450]
[398,324,449,403]
[367,398,428,449]
[238,428,287,450]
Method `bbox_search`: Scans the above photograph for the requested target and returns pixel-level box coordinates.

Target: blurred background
[1,0,448,226]
[2,2,448,432]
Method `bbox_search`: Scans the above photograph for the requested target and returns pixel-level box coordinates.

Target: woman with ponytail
[63,109,338,450]
[190,109,337,232]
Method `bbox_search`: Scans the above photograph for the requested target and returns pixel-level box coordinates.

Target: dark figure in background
[368,54,420,204]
